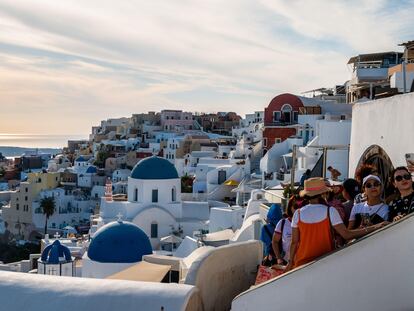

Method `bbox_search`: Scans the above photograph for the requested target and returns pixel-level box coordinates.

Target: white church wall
[132,207,176,249]
[100,200,129,220]
[127,178,182,204]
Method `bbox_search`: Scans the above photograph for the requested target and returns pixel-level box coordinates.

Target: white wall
[316,120,351,145]
[209,207,244,232]
[181,201,210,220]
[390,71,414,92]
[232,215,414,311]
[349,93,414,176]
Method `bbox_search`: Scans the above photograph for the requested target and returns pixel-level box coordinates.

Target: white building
[32,188,93,232]
[78,166,98,188]
[47,155,71,172]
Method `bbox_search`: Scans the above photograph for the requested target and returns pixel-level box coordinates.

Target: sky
[0,0,413,136]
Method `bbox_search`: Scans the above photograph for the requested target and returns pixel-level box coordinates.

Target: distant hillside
[0,146,62,158]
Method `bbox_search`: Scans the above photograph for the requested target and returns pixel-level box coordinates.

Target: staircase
[250,141,263,174]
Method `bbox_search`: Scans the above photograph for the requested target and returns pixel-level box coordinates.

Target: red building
[263,93,305,152]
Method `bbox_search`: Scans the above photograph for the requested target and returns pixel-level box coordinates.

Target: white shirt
[291,204,343,228]
[349,202,389,221]
[274,218,292,261]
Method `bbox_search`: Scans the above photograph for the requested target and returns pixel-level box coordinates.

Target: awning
[106,261,171,282]
[223,180,239,186]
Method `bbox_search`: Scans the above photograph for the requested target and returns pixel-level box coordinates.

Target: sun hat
[300,177,331,197]
[362,174,381,187]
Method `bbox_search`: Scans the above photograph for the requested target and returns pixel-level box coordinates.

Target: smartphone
[405,153,414,166]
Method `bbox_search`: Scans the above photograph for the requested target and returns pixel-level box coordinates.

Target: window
[281,104,292,123]
[16,203,19,210]
[218,170,227,184]
[25,188,28,192]
[293,111,298,122]
[151,223,158,238]
[25,196,28,201]
[152,189,158,203]
[263,138,268,147]
[275,138,282,144]
[134,188,138,202]
[172,187,176,202]
[273,111,281,122]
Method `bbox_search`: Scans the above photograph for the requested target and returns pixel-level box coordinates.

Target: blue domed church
[82,219,153,278]
[91,156,210,269]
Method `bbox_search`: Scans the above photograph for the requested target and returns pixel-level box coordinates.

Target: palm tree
[40,196,55,235]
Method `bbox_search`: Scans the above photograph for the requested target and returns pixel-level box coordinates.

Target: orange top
[294,208,334,268]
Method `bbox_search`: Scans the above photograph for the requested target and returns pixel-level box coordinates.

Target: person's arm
[285,227,299,271]
[348,204,357,229]
[334,222,388,241]
[271,232,284,264]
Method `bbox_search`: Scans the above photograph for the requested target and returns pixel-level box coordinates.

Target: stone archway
[355,145,394,196]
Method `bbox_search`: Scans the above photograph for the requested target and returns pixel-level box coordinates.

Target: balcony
[265,121,298,127]
[353,67,389,82]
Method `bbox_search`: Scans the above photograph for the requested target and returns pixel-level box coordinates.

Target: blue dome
[41,240,72,264]
[85,166,97,174]
[130,156,179,180]
[88,221,152,263]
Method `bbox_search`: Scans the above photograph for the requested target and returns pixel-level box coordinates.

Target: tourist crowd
[261,164,414,273]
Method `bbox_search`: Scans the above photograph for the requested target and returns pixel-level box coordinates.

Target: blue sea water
[0,134,87,157]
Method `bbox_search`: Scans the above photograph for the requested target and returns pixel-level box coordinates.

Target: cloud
[0,0,412,135]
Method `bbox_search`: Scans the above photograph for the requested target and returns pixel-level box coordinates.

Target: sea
[0,134,87,158]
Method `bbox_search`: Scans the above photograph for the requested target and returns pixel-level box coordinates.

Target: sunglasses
[365,182,381,189]
[394,174,412,182]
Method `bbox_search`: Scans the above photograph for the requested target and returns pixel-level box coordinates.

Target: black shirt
[388,192,414,220]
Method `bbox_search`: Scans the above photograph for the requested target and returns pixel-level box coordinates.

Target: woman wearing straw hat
[285,177,388,271]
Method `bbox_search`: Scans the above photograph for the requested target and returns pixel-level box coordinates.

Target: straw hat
[300,177,330,197]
